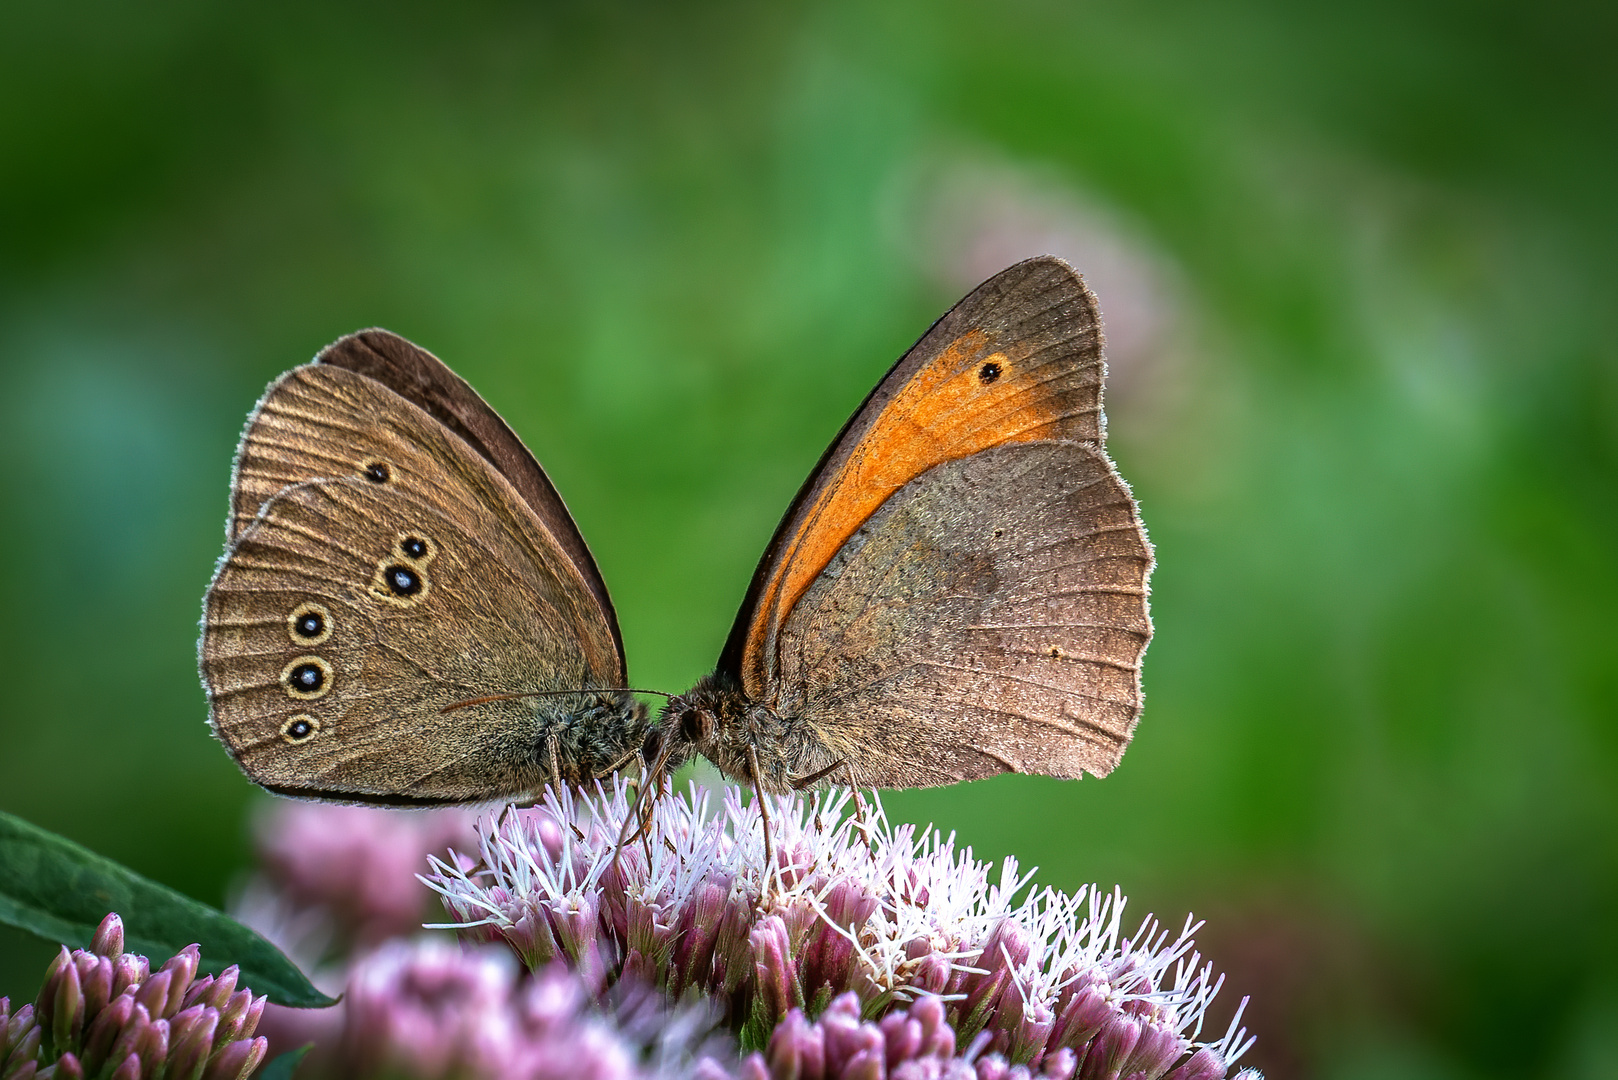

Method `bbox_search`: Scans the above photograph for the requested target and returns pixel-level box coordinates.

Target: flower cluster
[295,938,729,1080]
[241,799,478,958]
[426,781,1259,1080]
[0,914,268,1080]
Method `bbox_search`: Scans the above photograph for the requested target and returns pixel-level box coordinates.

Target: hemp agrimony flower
[425,781,1261,1079]
[0,913,268,1080]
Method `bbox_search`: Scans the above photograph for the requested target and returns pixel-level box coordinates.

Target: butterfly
[651,255,1153,796]
[199,255,1152,808]
[199,332,647,805]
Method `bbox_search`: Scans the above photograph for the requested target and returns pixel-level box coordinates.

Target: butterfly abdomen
[533,692,650,786]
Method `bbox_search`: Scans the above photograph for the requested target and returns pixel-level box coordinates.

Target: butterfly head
[644,670,738,773]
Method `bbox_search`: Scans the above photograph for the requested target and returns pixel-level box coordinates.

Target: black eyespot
[385,564,421,596]
[281,656,332,699]
[290,663,324,691]
[287,601,333,645]
[363,461,390,483]
[978,361,1002,384]
[400,536,428,560]
[281,716,317,743]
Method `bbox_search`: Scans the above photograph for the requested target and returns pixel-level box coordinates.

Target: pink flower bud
[36,946,84,1054]
[1050,985,1113,1053]
[132,971,171,1021]
[750,916,799,1023]
[108,1053,141,1080]
[880,1011,924,1066]
[1005,998,1054,1068]
[110,955,147,1001]
[713,893,758,996]
[241,996,265,1041]
[156,946,201,1018]
[164,1005,218,1080]
[79,993,134,1075]
[1077,1012,1140,1080]
[177,976,213,1014]
[1040,1047,1077,1079]
[136,1015,169,1076]
[103,1004,150,1075]
[819,995,883,1078]
[958,920,1030,1043]
[49,1050,85,1080]
[90,915,124,960]
[206,967,241,1012]
[841,1047,884,1080]
[52,951,86,1054]
[912,995,956,1059]
[1162,1048,1228,1080]
[670,879,732,997]
[213,990,252,1047]
[7,1015,43,1067]
[199,1036,267,1080]
[77,955,111,1022]
[765,1009,824,1079]
[1120,1019,1186,1079]
[553,893,610,995]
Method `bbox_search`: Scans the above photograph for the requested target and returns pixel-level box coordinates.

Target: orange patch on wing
[742,329,1091,694]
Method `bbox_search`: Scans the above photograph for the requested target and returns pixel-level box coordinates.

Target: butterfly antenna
[440,688,672,713]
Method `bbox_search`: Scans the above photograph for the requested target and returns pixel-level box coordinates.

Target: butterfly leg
[593,744,642,779]
[789,758,847,790]
[747,744,776,887]
[547,734,563,794]
[851,786,876,853]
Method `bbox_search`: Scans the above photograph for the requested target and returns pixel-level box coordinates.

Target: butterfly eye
[977,361,1002,384]
[362,460,391,483]
[678,708,712,744]
[640,729,664,765]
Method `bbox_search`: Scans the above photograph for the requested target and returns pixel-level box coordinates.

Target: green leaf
[260,1044,314,1080]
[0,810,336,1007]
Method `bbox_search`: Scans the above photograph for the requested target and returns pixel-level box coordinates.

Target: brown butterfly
[199,332,648,805]
[652,255,1153,798]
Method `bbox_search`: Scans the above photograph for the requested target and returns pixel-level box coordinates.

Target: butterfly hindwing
[773,440,1149,786]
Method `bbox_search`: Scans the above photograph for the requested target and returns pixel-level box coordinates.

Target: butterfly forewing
[725,256,1110,702]
[316,330,623,660]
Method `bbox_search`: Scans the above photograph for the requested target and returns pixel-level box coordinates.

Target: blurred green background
[2,2,1614,1077]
